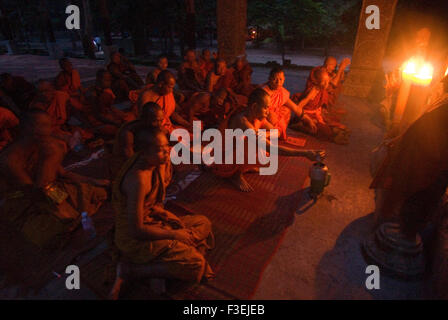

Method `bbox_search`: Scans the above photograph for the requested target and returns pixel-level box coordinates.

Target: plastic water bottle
[81,212,96,239]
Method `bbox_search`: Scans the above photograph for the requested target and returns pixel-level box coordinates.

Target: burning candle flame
[402,57,433,86]
[445,67,448,77]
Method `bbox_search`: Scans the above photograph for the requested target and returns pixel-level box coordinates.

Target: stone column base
[362,222,425,279]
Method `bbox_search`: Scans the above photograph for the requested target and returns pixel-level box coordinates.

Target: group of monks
[0,49,352,298]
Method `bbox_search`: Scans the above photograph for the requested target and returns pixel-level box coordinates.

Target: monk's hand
[340,58,351,69]
[174,229,196,246]
[302,115,317,134]
[306,150,326,161]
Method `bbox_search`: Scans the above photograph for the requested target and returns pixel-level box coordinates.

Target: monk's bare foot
[230,173,254,192]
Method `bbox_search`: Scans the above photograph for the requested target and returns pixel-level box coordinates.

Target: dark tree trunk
[81,0,96,59]
[132,25,146,56]
[184,0,195,50]
[97,0,112,46]
[0,1,14,41]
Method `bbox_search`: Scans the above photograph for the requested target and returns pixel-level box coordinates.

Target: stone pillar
[343,0,398,98]
[217,0,247,64]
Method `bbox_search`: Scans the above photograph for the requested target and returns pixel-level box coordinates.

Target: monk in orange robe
[0,110,109,248]
[0,106,19,151]
[107,52,144,100]
[0,73,35,112]
[180,88,235,128]
[177,49,204,91]
[209,88,325,192]
[109,128,214,299]
[291,68,349,144]
[233,56,256,97]
[198,49,215,82]
[54,58,84,98]
[29,80,93,149]
[306,57,351,118]
[146,56,168,85]
[138,70,191,133]
[109,102,164,179]
[85,69,136,137]
[261,67,317,141]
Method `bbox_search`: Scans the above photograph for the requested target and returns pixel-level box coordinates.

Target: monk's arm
[239,117,322,159]
[171,104,192,128]
[264,138,325,159]
[287,91,318,133]
[205,73,214,93]
[332,59,350,87]
[121,130,135,159]
[188,94,209,123]
[124,172,189,241]
[34,142,64,188]
[58,166,110,187]
[6,153,33,185]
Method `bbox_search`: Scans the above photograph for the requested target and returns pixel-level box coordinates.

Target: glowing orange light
[445,67,448,77]
[401,58,433,86]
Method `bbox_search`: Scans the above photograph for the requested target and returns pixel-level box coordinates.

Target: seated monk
[206,58,247,107]
[0,88,21,117]
[233,56,256,97]
[0,73,35,112]
[138,70,191,133]
[181,88,234,128]
[0,110,109,248]
[109,102,164,179]
[146,55,168,85]
[54,58,84,99]
[210,88,325,192]
[29,80,92,150]
[198,49,215,82]
[85,69,136,138]
[262,67,317,141]
[371,74,448,229]
[307,57,351,117]
[107,52,144,100]
[109,128,214,298]
[177,49,204,91]
[0,106,19,152]
[291,68,350,145]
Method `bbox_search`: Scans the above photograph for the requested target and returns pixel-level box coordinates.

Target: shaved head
[140,102,164,129]
[249,88,269,106]
[156,70,176,84]
[248,88,270,120]
[135,128,170,164]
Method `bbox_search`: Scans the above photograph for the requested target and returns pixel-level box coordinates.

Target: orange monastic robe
[210,109,269,177]
[55,70,82,97]
[262,85,291,140]
[0,107,19,151]
[139,89,176,133]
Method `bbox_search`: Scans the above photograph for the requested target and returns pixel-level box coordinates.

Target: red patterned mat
[80,131,323,300]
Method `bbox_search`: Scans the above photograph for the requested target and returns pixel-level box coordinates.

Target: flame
[402,60,417,76]
[401,57,433,86]
[445,67,448,77]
